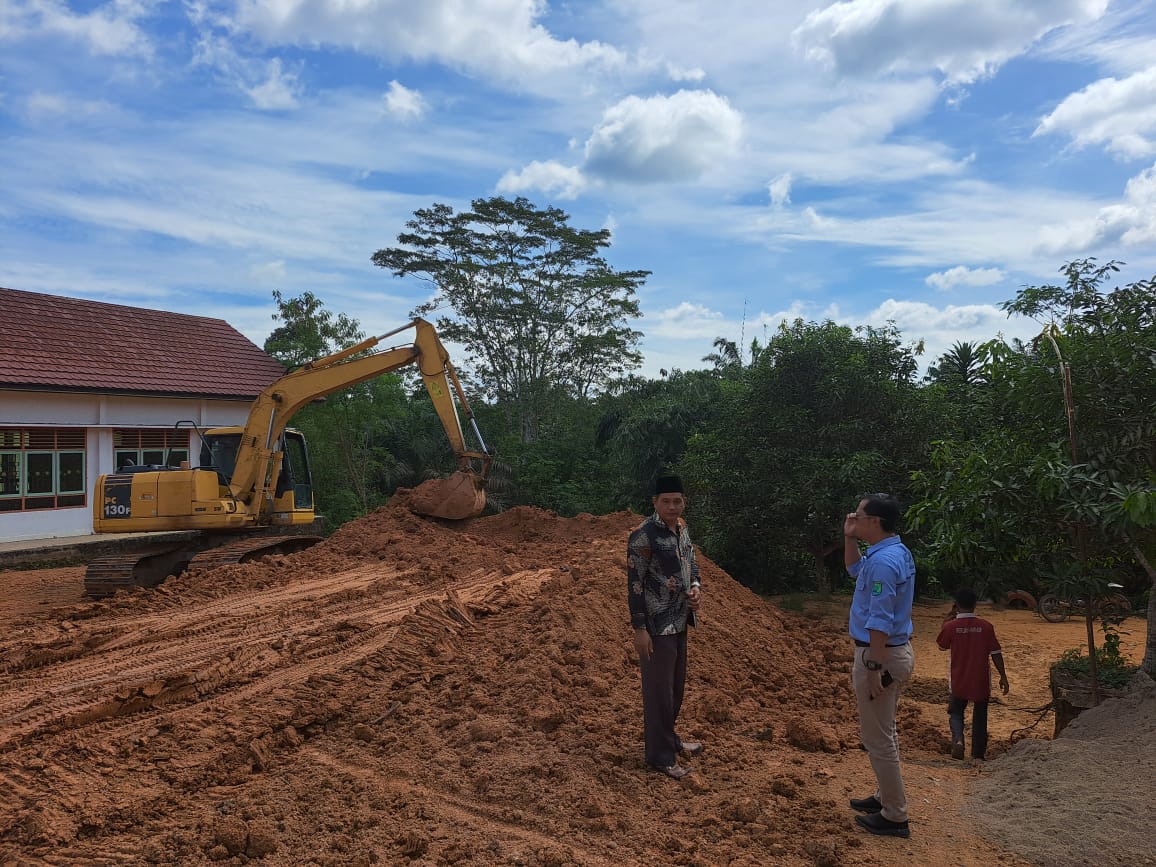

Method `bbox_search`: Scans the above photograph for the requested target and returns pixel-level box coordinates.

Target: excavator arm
[229,318,490,520]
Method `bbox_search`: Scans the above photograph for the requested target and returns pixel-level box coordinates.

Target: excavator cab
[199,428,316,521]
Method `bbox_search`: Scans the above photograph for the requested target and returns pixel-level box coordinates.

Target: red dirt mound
[2,502,1092,866]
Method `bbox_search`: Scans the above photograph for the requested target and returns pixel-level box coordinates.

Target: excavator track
[187,534,324,573]
[84,544,192,599]
[84,535,324,599]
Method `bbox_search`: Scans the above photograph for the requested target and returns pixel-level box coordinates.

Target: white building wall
[0,390,253,542]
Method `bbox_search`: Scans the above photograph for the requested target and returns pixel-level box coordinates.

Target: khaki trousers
[852,642,916,822]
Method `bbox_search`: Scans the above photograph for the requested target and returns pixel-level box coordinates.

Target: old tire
[1038,593,1068,623]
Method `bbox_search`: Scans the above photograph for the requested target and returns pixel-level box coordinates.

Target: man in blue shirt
[844,492,916,838]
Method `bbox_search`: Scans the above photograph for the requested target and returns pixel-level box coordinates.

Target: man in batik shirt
[627,474,702,779]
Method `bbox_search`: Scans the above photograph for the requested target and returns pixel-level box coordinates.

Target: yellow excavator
[85,318,491,597]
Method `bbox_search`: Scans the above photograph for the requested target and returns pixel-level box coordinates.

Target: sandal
[652,763,691,780]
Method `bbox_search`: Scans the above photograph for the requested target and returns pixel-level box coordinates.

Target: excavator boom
[227,317,490,521]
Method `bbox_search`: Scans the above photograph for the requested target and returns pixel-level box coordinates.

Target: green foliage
[595,369,725,509]
[264,290,364,367]
[681,318,933,593]
[910,259,1156,674]
[372,196,649,443]
[487,392,621,517]
[1056,629,1137,689]
[776,593,807,613]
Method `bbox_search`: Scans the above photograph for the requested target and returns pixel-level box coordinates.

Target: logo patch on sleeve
[872,581,882,596]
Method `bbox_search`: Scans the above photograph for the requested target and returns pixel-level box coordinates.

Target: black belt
[854,639,909,648]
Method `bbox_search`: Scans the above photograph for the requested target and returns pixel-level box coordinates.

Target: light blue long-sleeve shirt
[848,535,915,644]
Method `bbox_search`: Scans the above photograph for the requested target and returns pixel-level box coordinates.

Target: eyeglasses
[852,512,879,520]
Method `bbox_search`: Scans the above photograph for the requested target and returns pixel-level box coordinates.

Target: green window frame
[113,429,189,470]
[0,428,87,511]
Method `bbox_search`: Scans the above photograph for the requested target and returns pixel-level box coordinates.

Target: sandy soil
[0,499,1152,866]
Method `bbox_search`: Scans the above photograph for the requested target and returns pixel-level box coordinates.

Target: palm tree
[702,337,742,372]
[927,341,983,386]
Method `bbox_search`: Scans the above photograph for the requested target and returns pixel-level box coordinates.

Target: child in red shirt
[936,587,1009,760]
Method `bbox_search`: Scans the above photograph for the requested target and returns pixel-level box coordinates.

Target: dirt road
[1,501,1151,866]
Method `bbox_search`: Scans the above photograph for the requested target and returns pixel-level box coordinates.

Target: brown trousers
[852,642,916,822]
[640,630,688,768]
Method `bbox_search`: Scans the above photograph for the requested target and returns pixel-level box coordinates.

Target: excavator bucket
[408,470,486,520]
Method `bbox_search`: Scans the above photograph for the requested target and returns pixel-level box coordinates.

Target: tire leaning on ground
[1038,593,1069,623]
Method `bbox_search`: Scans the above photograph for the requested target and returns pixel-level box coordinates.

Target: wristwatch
[864,658,883,671]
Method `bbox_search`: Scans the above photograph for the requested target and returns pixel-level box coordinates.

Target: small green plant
[1055,629,1137,689]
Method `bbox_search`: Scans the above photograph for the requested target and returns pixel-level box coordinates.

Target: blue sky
[2,0,1154,378]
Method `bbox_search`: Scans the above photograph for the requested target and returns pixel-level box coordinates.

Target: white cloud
[191,31,301,109]
[802,206,836,230]
[925,265,1006,291]
[25,91,115,120]
[496,160,587,200]
[792,0,1108,84]
[383,80,426,120]
[249,259,287,283]
[666,63,706,83]
[230,0,628,89]
[645,301,725,340]
[0,0,155,56]
[1037,161,1156,253]
[867,297,1040,365]
[768,172,792,207]
[638,294,1040,379]
[582,89,743,183]
[1034,66,1156,159]
[244,58,299,110]
[746,178,1120,275]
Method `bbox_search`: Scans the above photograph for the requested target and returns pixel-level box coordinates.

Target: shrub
[1055,630,1137,689]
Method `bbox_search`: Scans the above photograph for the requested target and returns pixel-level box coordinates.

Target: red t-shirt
[936,613,1002,701]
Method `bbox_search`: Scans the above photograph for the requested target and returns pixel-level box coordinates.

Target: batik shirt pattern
[627,513,701,636]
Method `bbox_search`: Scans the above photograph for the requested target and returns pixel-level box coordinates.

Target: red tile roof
[0,287,286,399]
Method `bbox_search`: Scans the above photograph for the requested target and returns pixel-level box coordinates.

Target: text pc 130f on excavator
[86,318,491,598]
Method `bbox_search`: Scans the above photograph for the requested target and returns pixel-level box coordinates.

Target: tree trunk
[1133,542,1156,678]
[1084,609,1100,706]
[814,550,830,594]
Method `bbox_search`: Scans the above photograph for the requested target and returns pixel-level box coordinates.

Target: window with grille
[113,429,190,471]
[0,428,87,511]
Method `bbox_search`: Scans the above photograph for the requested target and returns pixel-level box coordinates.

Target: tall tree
[264,290,364,367]
[372,196,649,443]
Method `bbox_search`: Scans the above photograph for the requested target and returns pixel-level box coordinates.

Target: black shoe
[855,811,910,838]
[849,795,882,813]
[951,740,965,760]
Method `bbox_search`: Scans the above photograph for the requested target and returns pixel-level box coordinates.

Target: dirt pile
[2,499,1109,866]
[966,673,1156,867]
